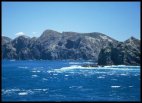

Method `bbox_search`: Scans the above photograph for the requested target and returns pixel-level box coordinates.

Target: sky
[2,2,140,41]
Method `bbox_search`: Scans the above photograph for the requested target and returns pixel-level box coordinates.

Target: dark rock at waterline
[82,64,99,67]
[98,37,140,65]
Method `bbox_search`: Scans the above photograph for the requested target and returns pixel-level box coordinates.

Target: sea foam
[111,86,121,88]
[18,92,28,96]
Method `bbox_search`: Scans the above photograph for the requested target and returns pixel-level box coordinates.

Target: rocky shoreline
[2,29,140,65]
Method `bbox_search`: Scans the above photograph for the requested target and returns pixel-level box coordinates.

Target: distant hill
[2,29,140,65]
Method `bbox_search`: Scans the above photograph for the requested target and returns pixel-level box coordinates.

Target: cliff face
[98,37,140,65]
[2,29,140,65]
[2,29,117,60]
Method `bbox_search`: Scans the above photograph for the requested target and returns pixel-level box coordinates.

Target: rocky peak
[39,29,61,38]
[124,36,139,43]
[129,36,138,40]
[124,36,140,50]
[2,36,12,45]
[12,35,30,45]
[12,35,31,51]
[38,29,62,44]
[14,35,30,40]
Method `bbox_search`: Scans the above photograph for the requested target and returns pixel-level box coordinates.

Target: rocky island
[2,29,140,66]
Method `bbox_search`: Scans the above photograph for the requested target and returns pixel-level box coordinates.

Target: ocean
[2,60,140,101]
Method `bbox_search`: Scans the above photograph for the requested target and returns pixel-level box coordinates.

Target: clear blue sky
[2,2,140,41]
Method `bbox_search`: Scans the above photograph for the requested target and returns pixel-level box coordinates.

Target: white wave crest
[69,86,83,89]
[42,78,48,81]
[34,88,48,92]
[97,76,105,79]
[111,86,121,88]
[2,89,34,95]
[53,73,58,75]
[18,92,28,96]
[83,62,94,64]
[111,79,117,81]
[120,73,128,76]
[32,70,41,73]
[129,86,133,88]
[54,65,85,72]
[31,75,38,77]
[53,65,140,73]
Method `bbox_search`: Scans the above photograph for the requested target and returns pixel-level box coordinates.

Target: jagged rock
[82,64,98,67]
[37,30,117,60]
[2,29,140,66]
[2,36,12,45]
[2,43,17,59]
[98,37,140,65]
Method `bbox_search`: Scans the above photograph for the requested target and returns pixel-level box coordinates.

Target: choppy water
[2,60,140,101]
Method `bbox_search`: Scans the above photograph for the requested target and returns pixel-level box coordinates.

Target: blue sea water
[2,60,140,101]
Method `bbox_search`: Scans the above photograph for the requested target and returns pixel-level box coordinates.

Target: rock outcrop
[2,36,11,45]
[98,37,140,65]
[2,29,140,65]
